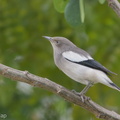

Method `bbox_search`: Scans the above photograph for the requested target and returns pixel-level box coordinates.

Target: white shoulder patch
[62,51,93,62]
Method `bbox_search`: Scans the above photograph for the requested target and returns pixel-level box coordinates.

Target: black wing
[66,59,116,75]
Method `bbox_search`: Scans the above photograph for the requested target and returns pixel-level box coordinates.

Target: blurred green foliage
[53,0,69,13]
[54,0,105,26]
[65,0,82,26]
[0,0,120,120]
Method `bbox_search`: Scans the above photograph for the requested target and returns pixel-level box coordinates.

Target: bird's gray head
[43,36,76,53]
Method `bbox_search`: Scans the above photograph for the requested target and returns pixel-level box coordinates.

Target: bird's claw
[72,90,90,102]
[72,89,78,94]
[79,94,90,102]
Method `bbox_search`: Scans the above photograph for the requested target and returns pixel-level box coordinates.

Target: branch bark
[0,63,120,120]
[106,0,120,17]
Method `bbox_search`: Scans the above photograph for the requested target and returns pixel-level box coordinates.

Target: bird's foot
[72,90,90,102]
[72,89,79,94]
[78,93,90,102]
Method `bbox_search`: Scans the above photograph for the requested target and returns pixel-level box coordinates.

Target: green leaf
[98,0,105,4]
[65,0,82,26]
[53,0,69,13]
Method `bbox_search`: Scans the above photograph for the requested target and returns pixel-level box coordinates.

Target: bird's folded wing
[62,51,117,75]
[62,51,93,62]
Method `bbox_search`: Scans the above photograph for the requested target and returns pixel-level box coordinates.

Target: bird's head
[43,36,76,52]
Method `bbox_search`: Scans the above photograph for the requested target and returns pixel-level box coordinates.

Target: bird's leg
[80,82,94,95]
[72,82,93,102]
[72,82,93,95]
[78,82,93,102]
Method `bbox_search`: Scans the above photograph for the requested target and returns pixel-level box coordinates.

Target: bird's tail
[100,77,120,92]
[108,82,120,92]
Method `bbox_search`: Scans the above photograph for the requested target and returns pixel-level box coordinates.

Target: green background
[0,0,120,120]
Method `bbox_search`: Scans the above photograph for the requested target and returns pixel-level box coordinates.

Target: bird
[43,36,120,96]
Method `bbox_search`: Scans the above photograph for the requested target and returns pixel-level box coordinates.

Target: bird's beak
[42,36,52,41]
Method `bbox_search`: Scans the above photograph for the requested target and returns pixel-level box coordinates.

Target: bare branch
[0,63,120,120]
[106,0,120,17]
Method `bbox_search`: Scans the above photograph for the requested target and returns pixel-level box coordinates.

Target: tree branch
[0,63,120,120]
[106,0,120,17]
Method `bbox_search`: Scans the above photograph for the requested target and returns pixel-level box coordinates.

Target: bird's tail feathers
[108,82,120,92]
[100,77,120,92]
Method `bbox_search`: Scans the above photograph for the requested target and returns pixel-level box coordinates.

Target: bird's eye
[56,41,59,44]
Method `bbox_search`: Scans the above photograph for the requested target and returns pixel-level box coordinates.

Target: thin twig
[0,63,120,120]
[106,0,120,17]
